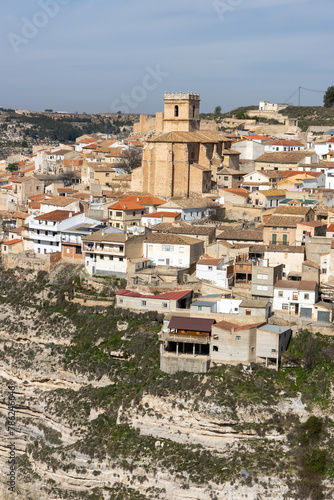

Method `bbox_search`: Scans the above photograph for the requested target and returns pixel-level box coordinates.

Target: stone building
[131,92,236,198]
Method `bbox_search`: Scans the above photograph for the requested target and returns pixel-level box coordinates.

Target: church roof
[147,131,231,144]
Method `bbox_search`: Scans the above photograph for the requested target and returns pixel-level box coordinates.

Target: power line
[284,87,299,104]
[300,86,326,94]
[283,86,326,106]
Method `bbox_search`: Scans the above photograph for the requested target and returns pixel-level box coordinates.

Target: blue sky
[1,0,333,113]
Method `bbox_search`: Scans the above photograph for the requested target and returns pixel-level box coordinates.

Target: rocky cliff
[0,268,333,499]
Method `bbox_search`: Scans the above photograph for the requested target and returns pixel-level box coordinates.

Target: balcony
[161,332,210,344]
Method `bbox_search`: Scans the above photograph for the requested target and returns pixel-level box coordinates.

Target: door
[283,234,288,245]
[300,307,312,319]
[317,311,330,323]
[166,258,170,266]
[272,234,277,244]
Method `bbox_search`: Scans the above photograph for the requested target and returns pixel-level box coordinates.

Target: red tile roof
[34,210,82,222]
[197,256,224,266]
[2,238,23,246]
[108,200,145,210]
[121,195,166,206]
[274,280,317,290]
[141,211,180,218]
[221,188,249,198]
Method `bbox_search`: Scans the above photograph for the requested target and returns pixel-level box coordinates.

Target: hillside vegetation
[0,267,334,499]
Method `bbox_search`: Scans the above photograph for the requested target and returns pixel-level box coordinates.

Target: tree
[323,86,334,107]
[117,148,142,173]
[6,162,19,172]
[214,106,222,115]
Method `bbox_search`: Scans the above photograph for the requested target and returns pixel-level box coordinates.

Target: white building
[325,169,334,189]
[259,101,288,112]
[315,137,334,158]
[144,233,204,268]
[232,139,265,161]
[264,140,304,152]
[29,210,98,255]
[273,280,318,319]
[82,230,146,277]
[196,256,234,289]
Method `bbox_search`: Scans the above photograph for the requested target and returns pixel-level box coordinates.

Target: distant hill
[278,106,334,131]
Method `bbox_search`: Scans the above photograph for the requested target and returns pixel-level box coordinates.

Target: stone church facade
[132,92,238,198]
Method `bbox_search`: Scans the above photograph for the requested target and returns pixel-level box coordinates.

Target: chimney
[137,197,140,202]
[124,204,127,209]
[231,327,235,334]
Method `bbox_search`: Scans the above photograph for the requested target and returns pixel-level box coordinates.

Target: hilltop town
[1,93,334,371]
[1,94,334,499]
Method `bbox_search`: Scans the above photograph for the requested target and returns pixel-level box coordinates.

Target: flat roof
[258,325,291,333]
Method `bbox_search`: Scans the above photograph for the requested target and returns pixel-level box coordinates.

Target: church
[131,92,239,198]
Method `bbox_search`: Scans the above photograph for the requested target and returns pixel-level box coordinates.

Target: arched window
[193,105,196,118]
[174,105,179,117]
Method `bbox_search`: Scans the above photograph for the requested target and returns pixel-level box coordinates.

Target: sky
[1,0,333,114]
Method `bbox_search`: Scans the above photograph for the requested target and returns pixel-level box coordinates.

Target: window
[282,304,289,310]
[246,310,251,315]
[251,347,255,352]
[208,266,213,271]
[213,334,219,340]
[119,298,123,303]
[162,245,174,251]
[213,346,219,352]
[116,211,122,217]
[119,257,123,261]
[109,256,113,260]
[141,300,146,306]
[75,246,82,255]
[3,246,7,251]
[224,176,228,181]
[106,173,109,177]
[100,255,104,260]
[304,293,309,300]
[119,246,124,252]
[236,336,241,340]
[174,105,179,117]
[162,303,168,308]
[272,348,277,353]
[133,211,136,216]
[278,291,283,297]
[322,268,327,274]
[179,246,184,253]
[257,274,268,280]
[198,306,202,311]
[257,285,268,291]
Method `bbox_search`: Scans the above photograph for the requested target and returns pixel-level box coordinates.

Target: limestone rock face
[0,299,332,500]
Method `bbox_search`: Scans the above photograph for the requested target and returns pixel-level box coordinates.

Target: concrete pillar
[265,357,268,367]
[176,343,179,356]
[199,344,202,355]
[193,344,195,357]
[276,356,279,371]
